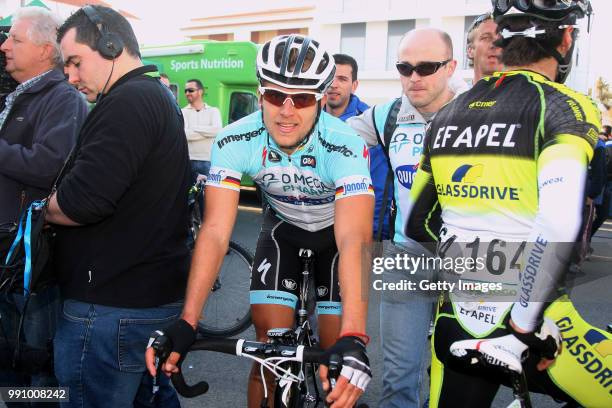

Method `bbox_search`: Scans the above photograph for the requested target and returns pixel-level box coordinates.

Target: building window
[251,28,308,44]
[386,19,415,70]
[464,15,478,69]
[340,23,366,69]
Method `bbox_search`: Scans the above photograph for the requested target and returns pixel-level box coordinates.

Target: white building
[180,0,594,105]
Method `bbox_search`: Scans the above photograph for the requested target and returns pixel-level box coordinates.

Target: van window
[229,92,258,124]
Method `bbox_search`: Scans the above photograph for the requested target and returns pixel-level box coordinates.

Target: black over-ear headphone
[82,5,124,60]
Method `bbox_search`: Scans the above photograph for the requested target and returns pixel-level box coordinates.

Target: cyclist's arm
[510,136,590,331]
[347,108,379,148]
[181,186,240,328]
[334,194,374,335]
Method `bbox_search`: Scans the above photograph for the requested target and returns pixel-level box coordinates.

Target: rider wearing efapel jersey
[407,1,604,406]
[146,35,373,408]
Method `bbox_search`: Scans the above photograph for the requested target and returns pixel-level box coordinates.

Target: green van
[141,40,260,186]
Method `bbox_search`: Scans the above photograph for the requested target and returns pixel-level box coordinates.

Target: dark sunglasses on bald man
[395,59,451,77]
[184,88,199,93]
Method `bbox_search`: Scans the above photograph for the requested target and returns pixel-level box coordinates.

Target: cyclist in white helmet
[146,35,373,408]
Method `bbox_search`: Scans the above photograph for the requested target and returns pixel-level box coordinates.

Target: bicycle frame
[275,248,322,407]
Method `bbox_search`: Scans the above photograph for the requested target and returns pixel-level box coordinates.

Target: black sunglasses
[184,88,198,93]
[395,60,451,77]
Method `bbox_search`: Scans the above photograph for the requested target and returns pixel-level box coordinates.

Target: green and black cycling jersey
[409,70,600,246]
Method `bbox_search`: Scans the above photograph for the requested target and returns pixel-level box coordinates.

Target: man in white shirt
[182,78,222,180]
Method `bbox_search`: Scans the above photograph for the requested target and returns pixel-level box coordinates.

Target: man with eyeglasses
[407,1,608,407]
[348,28,457,408]
[182,78,222,182]
[466,13,503,83]
[147,34,373,408]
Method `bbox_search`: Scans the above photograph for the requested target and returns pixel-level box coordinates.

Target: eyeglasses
[395,60,451,77]
[258,87,323,109]
[184,88,198,94]
[468,12,494,35]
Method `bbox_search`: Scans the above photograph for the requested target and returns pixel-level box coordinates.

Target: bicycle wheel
[197,241,253,337]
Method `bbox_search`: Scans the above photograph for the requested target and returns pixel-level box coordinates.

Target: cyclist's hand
[450,334,528,373]
[144,319,196,377]
[450,317,562,374]
[508,317,562,371]
[320,336,371,408]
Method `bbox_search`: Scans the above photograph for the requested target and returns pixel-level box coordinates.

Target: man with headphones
[46,6,190,407]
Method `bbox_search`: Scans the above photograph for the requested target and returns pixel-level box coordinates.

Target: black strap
[373,98,401,242]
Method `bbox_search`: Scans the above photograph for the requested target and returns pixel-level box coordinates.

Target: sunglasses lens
[262,89,318,108]
[415,63,440,76]
[262,89,287,106]
[396,63,414,76]
[185,88,196,93]
[292,93,317,108]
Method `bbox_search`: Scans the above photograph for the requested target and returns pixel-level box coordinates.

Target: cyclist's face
[468,20,502,78]
[260,83,324,153]
[398,30,456,113]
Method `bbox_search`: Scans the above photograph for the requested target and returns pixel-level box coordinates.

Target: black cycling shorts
[250,209,341,315]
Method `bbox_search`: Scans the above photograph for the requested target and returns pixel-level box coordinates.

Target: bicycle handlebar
[167,337,326,398]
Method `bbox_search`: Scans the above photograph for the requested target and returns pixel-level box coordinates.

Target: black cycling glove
[147,318,196,362]
[324,336,372,391]
[507,316,561,360]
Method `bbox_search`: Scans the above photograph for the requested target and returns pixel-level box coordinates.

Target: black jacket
[54,66,191,308]
[0,69,87,225]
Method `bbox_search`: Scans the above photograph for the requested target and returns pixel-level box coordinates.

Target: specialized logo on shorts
[437,164,520,201]
[268,149,282,162]
[396,164,418,189]
[282,279,297,291]
[317,286,328,297]
[257,258,272,285]
[300,155,316,168]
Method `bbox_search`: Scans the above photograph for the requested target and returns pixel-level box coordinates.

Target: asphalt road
[177,192,612,408]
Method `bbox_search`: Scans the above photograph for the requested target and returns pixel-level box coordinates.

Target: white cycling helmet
[257,35,336,93]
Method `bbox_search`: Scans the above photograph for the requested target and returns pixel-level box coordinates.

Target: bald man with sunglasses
[348,28,457,408]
